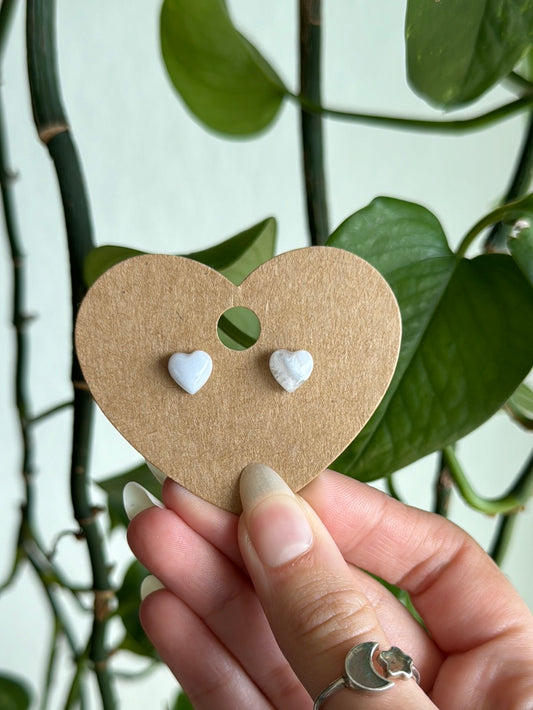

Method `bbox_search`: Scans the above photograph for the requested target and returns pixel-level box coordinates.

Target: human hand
[125,466,533,709]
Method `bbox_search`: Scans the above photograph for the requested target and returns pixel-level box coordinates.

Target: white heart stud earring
[269,349,313,392]
[168,351,213,394]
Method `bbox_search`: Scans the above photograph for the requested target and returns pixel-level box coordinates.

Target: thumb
[238,463,432,709]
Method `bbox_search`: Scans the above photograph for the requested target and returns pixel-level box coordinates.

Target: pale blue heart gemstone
[168,350,213,394]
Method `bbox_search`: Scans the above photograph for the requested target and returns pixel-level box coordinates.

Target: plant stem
[489,449,533,565]
[385,474,403,503]
[30,399,73,424]
[485,110,533,252]
[40,620,60,710]
[26,543,89,709]
[0,4,83,611]
[489,513,519,566]
[63,659,88,710]
[26,2,116,706]
[299,0,329,246]
[0,0,35,589]
[25,543,83,660]
[434,450,454,516]
[0,0,18,63]
[289,93,533,134]
[506,72,533,94]
[455,191,533,258]
[442,445,533,515]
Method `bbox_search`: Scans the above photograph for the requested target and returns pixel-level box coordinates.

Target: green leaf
[84,218,277,350]
[328,197,533,481]
[508,220,533,287]
[457,192,533,257]
[515,44,533,82]
[160,0,286,135]
[83,217,277,287]
[506,382,533,429]
[0,674,32,710]
[509,382,533,416]
[187,216,277,285]
[98,463,161,531]
[83,246,144,288]
[406,0,533,107]
[525,45,533,80]
[523,47,533,81]
[170,691,195,710]
[116,559,158,658]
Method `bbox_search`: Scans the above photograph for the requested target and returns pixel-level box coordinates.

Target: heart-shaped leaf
[328,197,533,481]
[84,245,143,288]
[0,674,31,710]
[505,382,533,430]
[160,0,287,135]
[406,0,533,107]
[516,45,533,82]
[116,559,158,658]
[84,217,277,288]
[188,216,277,286]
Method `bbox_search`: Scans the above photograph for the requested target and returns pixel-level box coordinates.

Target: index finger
[302,470,533,654]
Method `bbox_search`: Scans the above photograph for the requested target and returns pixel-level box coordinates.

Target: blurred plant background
[1,1,533,708]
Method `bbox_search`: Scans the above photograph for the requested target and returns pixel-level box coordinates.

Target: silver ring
[313,642,420,708]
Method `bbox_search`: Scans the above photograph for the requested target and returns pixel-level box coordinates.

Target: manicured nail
[123,481,163,521]
[146,461,166,484]
[240,463,313,568]
[140,575,165,600]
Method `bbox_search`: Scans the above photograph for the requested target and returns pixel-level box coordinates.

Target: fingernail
[145,461,166,484]
[240,463,313,568]
[123,481,164,521]
[140,574,165,600]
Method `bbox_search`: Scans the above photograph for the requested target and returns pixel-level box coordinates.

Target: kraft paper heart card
[75,246,401,512]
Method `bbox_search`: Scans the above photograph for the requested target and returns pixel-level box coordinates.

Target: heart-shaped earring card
[75,246,401,512]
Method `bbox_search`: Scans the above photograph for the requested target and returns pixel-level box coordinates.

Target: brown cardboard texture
[75,247,401,512]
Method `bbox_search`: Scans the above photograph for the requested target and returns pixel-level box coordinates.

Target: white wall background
[1,1,532,708]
